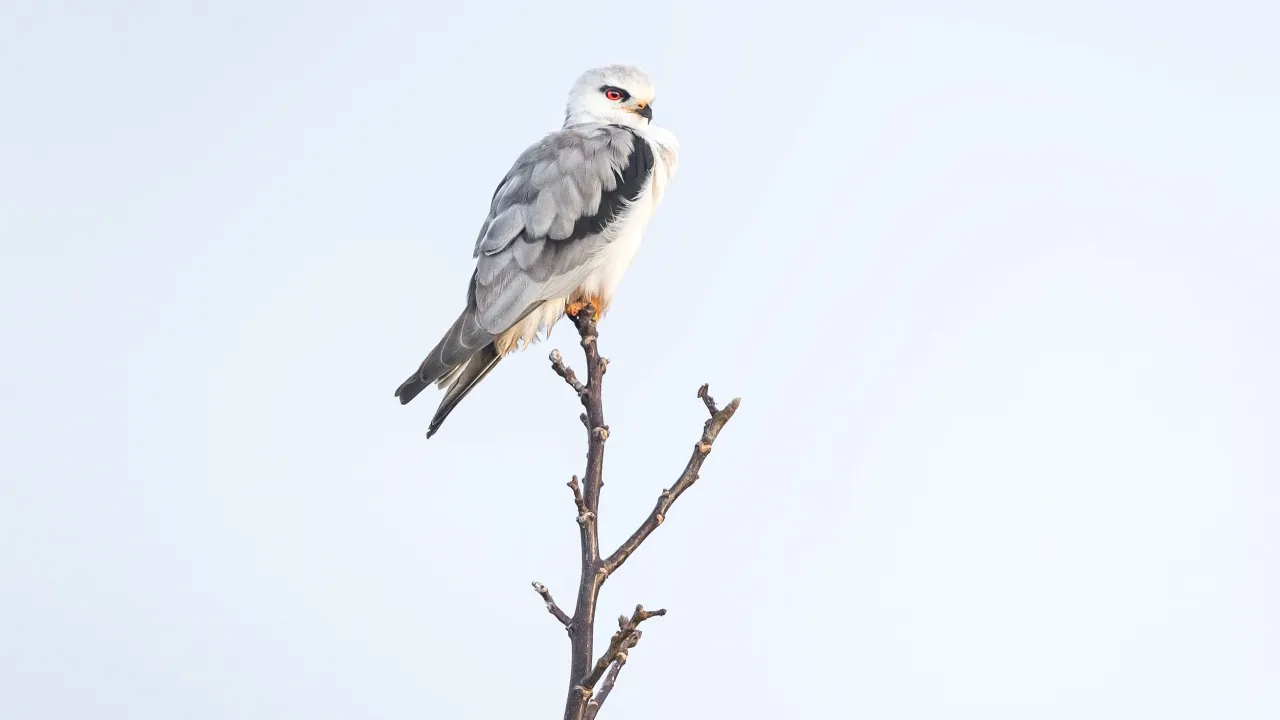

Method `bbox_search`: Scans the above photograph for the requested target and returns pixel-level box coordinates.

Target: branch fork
[530,311,740,720]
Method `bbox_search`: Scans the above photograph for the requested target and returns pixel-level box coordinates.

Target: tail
[395,304,499,437]
[425,343,502,438]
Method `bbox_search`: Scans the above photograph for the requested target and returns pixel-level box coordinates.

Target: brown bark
[533,312,740,720]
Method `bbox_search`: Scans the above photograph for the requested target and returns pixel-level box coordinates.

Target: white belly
[577,197,652,304]
[575,133,676,307]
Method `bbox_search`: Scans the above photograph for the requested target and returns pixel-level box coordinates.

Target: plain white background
[2,1,1276,718]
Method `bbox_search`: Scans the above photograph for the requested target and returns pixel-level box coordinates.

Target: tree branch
[583,643,632,720]
[581,605,662,719]
[567,475,592,526]
[579,605,665,690]
[601,388,740,576]
[550,349,587,397]
[697,383,720,414]
[531,582,572,628]
[541,310,739,719]
[556,311,610,720]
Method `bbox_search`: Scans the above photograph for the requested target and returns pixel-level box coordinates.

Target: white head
[563,65,657,129]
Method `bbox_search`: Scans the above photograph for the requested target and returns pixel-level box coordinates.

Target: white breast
[577,132,678,305]
[577,194,653,304]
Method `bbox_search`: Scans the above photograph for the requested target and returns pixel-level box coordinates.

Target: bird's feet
[566,297,603,322]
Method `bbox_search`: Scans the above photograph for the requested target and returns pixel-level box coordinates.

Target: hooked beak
[634,102,653,122]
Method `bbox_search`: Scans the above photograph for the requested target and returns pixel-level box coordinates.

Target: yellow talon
[566,298,603,321]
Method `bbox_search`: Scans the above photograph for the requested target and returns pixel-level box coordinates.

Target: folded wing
[471,124,655,334]
[396,123,654,437]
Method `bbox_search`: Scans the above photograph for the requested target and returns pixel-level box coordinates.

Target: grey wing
[468,124,655,334]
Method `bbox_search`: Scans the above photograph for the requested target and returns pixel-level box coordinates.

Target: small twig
[532,582,572,628]
[601,391,741,576]
[550,350,587,397]
[583,635,636,720]
[566,476,592,526]
[697,383,719,415]
[579,605,665,691]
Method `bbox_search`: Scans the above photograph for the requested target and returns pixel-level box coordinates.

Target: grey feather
[425,344,501,438]
[469,124,654,333]
[397,123,655,438]
[394,277,494,406]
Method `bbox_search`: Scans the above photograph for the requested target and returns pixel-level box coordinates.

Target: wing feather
[468,124,655,334]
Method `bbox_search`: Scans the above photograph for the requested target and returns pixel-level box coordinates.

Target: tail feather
[393,375,431,406]
[426,344,502,438]
[395,300,505,438]
[395,305,491,406]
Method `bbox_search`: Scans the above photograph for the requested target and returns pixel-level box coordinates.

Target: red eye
[605,88,623,101]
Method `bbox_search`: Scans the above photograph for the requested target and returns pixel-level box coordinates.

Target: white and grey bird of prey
[395,65,680,438]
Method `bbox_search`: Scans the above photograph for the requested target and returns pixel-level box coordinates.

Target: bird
[395,65,680,438]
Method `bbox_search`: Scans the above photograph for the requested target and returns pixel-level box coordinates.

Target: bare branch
[580,605,665,691]
[550,349,587,397]
[601,391,741,576]
[543,310,738,720]
[697,383,719,415]
[532,582,572,628]
[583,645,632,717]
[567,476,592,526]
[557,310,610,720]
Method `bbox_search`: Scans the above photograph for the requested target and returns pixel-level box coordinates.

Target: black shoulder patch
[563,129,655,242]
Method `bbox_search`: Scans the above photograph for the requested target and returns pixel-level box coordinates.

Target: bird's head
[563,65,656,129]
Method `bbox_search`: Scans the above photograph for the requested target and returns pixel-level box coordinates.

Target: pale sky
[2,2,1277,718]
